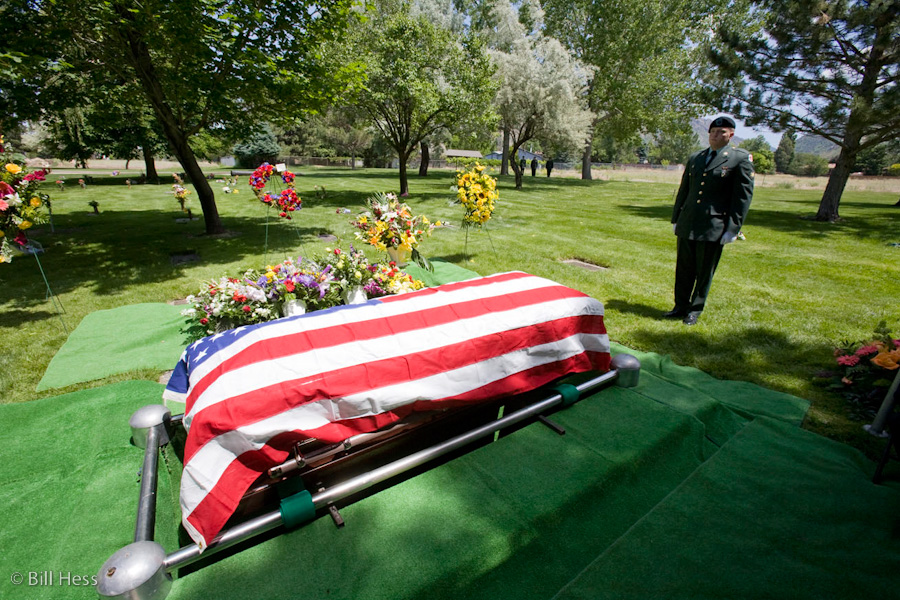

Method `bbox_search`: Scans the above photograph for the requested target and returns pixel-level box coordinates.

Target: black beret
[709,116,736,130]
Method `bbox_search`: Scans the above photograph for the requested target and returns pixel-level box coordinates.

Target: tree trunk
[116,9,224,234]
[418,141,429,176]
[816,147,856,222]
[125,159,131,170]
[142,146,158,182]
[398,149,410,196]
[500,128,510,175]
[581,130,593,180]
[510,142,524,189]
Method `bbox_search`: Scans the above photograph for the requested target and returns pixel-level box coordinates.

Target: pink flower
[0,199,7,212]
[242,305,252,313]
[855,345,879,357]
[836,355,859,367]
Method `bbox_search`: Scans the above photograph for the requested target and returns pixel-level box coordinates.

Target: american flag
[164,271,610,549]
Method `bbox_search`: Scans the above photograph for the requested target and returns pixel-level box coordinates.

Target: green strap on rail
[552,383,580,406]
[280,490,316,529]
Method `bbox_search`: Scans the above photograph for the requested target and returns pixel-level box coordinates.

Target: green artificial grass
[0,346,883,600]
[1,167,898,456]
[553,417,900,600]
[36,303,189,391]
[0,381,180,600]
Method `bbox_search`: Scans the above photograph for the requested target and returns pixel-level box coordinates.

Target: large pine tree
[705,1,900,221]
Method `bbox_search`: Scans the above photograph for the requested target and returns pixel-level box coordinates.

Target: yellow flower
[20,220,32,229]
[0,230,4,237]
[5,164,22,175]
[30,197,41,208]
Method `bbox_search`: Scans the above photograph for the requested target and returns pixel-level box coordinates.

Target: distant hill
[795,135,840,160]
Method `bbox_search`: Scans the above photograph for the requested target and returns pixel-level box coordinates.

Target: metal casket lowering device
[96,354,641,600]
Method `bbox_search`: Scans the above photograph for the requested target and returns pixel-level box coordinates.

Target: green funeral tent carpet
[3,358,899,599]
[36,303,189,391]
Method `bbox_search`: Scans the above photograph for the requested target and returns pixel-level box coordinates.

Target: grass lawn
[1,166,898,456]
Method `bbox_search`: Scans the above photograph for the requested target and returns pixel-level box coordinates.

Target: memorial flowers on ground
[351,192,436,269]
[828,321,900,418]
[0,157,51,264]
[455,163,497,228]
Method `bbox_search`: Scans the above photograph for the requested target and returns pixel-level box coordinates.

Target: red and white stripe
[173,271,610,549]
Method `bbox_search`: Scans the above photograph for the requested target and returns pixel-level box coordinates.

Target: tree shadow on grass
[0,211,332,302]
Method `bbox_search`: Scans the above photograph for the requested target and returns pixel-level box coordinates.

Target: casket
[97,272,640,600]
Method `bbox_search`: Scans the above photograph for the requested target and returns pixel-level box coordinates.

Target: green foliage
[543,0,725,155]
[887,164,900,177]
[774,130,795,173]
[854,144,891,176]
[350,10,498,193]
[738,135,774,174]
[788,153,829,177]
[233,124,282,168]
[650,123,701,166]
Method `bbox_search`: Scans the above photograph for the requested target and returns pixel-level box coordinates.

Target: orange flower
[871,349,900,370]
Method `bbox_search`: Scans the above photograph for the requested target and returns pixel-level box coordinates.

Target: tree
[651,122,701,165]
[774,129,796,173]
[544,0,725,179]
[706,1,900,221]
[11,0,360,234]
[489,1,593,189]
[233,124,282,169]
[350,10,497,195]
[738,135,775,174]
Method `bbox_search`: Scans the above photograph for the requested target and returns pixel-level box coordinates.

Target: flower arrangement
[828,321,900,418]
[181,249,425,340]
[0,159,51,264]
[248,163,300,219]
[172,184,191,212]
[455,163,498,228]
[351,192,435,252]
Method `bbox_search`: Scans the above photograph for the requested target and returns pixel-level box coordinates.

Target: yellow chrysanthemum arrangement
[455,163,497,228]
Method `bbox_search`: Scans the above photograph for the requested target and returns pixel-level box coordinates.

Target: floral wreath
[248,162,301,219]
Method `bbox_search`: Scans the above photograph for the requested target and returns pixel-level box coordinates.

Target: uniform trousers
[674,237,723,313]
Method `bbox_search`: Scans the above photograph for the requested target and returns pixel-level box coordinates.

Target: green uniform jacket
[672,145,754,242]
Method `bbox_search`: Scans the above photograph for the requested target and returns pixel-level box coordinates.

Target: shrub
[887,163,900,177]
[788,153,829,177]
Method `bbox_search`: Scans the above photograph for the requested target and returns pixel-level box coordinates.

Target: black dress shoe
[662,308,688,319]
[682,312,701,326]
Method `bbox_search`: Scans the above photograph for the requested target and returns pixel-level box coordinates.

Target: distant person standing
[546,159,554,177]
[531,157,538,176]
[664,116,754,326]
[519,157,526,173]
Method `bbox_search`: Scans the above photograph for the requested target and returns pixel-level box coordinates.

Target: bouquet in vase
[350,192,435,268]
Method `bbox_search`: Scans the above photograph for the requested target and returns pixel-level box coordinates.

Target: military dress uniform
[670,143,754,320]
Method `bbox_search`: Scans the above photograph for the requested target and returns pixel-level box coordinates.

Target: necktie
[705,150,717,166]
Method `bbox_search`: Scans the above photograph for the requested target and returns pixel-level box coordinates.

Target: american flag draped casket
[163,271,611,549]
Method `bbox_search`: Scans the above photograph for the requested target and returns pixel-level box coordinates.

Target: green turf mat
[0,381,179,600]
[403,258,481,287]
[553,417,900,600]
[36,303,189,391]
[610,342,810,427]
